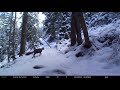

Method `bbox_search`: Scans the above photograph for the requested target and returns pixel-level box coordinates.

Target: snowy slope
[1,45,120,76]
[0,47,71,76]
[1,13,120,76]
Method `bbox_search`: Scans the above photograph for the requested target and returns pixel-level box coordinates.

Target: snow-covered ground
[1,45,120,76]
[1,13,120,76]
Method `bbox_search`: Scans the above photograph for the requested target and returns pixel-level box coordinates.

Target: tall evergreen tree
[19,12,28,56]
[70,12,82,46]
[43,12,71,43]
[8,12,13,62]
[12,12,16,60]
[70,12,91,48]
[0,12,15,62]
[79,12,92,48]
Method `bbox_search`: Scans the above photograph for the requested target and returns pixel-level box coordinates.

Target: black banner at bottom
[0,76,120,79]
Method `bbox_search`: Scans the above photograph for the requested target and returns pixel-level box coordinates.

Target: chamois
[32,47,44,58]
[25,51,34,55]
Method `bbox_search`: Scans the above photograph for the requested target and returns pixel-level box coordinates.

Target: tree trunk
[79,12,92,48]
[75,12,83,45]
[70,12,82,46]
[8,12,13,62]
[19,12,28,56]
[70,13,77,46]
[12,12,16,60]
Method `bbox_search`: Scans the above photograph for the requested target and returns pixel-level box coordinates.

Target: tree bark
[19,12,28,56]
[75,12,83,45]
[8,12,13,62]
[12,12,16,60]
[70,12,82,46]
[70,13,76,46]
[79,12,92,48]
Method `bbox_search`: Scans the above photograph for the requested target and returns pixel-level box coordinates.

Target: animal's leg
[32,53,35,58]
[39,53,41,56]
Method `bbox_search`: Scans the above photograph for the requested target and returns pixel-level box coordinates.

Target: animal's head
[42,47,44,50]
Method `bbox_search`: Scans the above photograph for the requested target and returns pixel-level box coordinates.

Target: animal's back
[34,49,42,54]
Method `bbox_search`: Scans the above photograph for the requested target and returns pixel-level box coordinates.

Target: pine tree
[43,12,71,43]
[19,12,28,56]
[26,12,41,49]
[79,12,92,48]
[70,12,91,48]
[8,12,13,62]
[11,12,16,60]
[70,12,83,46]
[0,12,16,62]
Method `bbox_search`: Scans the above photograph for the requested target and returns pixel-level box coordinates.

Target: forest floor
[0,46,120,76]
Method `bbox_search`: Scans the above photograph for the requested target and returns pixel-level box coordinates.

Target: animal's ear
[42,47,44,50]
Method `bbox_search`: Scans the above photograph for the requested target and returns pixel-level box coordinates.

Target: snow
[0,47,70,76]
[0,43,120,76]
[1,13,120,76]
